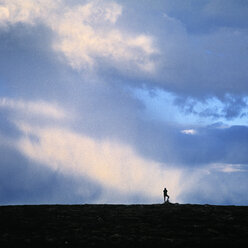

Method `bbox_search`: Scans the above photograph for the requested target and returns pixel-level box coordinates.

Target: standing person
[163,188,170,203]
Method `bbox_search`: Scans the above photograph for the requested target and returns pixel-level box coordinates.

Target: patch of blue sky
[134,88,248,127]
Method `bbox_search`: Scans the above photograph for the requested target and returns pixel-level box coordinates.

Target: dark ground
[0,203,248,247]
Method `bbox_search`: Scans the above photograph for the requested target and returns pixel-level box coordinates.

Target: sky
[0,0,248,205]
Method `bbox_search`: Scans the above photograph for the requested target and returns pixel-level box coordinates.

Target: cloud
[156,26,248,97]
[116,1,248,117]
[0,141,101,205]
[162,0,248,33]
[210,163,247,173]
[2,0,248,111]
[1,94,248,204]
[0,0,157,73]
[132,122,248,167]
[180,165,248,205]
[0,0,60,25]
[0,6,9,22]
[0,97,67,120]
[15,122,184,202]
[172,94,248,121]
[181,129,197,135]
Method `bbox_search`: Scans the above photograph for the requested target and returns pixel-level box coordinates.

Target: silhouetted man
[163,188,169,203]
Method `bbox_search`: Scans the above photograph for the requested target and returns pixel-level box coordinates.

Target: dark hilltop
[1,203,248,247]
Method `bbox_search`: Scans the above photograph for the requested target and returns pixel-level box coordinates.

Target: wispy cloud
[210,163,247,173]
[0,97,67,120]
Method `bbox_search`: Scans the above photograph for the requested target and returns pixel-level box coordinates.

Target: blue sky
[0,0,248,205]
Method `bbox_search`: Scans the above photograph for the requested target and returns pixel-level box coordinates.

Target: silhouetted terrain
[0,203,248,247]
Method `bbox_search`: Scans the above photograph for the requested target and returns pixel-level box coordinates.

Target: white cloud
[0,6,9,22]
[0,97,67,120]
[181,129,197,135]
[0,0,157,73]
[0,0,60,24]
[15,122,183,202]
[52,2,157,72]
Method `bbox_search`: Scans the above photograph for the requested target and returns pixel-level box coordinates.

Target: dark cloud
[162,0,248,33]
[157,28,248,97]
[0,143,102,205]
[171,125,248,166]
[117,0,248,118]
[125,122,248,167]
[221,96,248,119]
[0,23,73,101]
